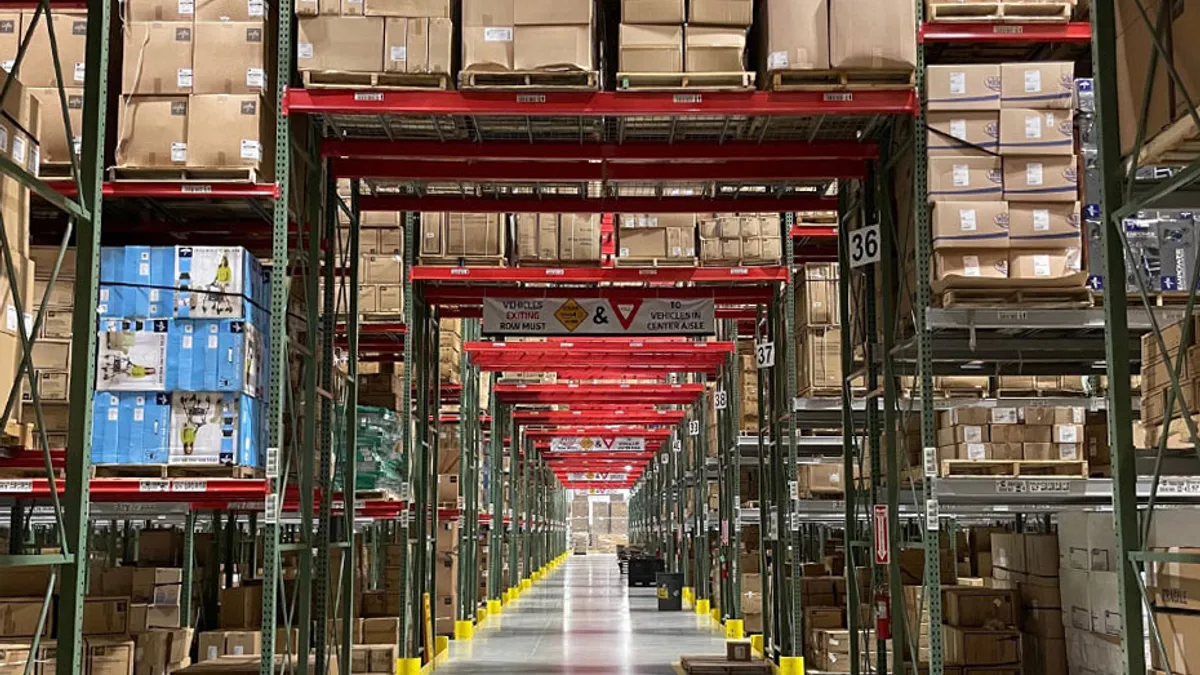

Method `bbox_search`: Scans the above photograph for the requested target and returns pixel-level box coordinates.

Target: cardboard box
[187,94,266,169]
[139,530,184,566]
[1008,202,1081,247]
[619,24,683,73]
[83,597,129,636]
[116,96,189,168]
[364,0,449,16]
[197,0,265,21]
[515,0,592,24]
[931,201,1010,249]
[218,585,263,629]
[942,587,1016,627]
[828,0,915,70]
[400,17,451,73]
[0,14,15,71]
[1156,610,1200,675]
[1000,61,1074,110]
[192,22,264,95]
[927,64,1002,111]
[441,213,503,257]
[1024,534,1059,578]
[1023,443,1080,461]
[622,0,683,23]
[1149,547,1200,611]
[22,13,88,88]
[999,108,1075,156]
[462,22,514,71]
[943,626,1020,666]
[83,638,134,675]
[297,17,385,72]
[1002,155,1078,202]
[758,0,825,70]
[129,604,181,633]
[361,617,401,645]
[937,424,988,445]
[30,87,83,164]
[689,0,751,26]
[927,112,1000,156]
[122,22,193,95]
[928,156,1003,201]
[558,213,600,261]
[1089,570,1120,637]
[515,24,593,71]
[0,598,50,637]
[1009,248,1083,281]
[437,474,458,503]
[685,26,745,72]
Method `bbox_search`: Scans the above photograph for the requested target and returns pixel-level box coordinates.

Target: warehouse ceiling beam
[513,410,686,425]
[322,140,880,161]
[425,286,776,306]
[332,158,869,182]
[495,383,705,405]
[360,195,839,214]
[412,266,790,284]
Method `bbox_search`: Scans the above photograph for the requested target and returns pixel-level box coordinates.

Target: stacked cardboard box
[762,0,914,78]
[117,0,270,172]
[432,521,459,635]
[793,262,858,397]
[439,317,462,383]
[337,213,404,314]
[1148,544,1200,675]
[616,213,696,265]
[1055,513,1121,675]
[796,463,847,498]
[419,213,506,265]
[462,0,594,75]
[1141,317,1200,445]
[619,0,750,78]
[698,213,782,265]
[19,12,86,167]
[296,0,450,81]
[515,213,601,265]
[941,586,1021,670]
[928,62,1082,287]
[934,406,1097,472]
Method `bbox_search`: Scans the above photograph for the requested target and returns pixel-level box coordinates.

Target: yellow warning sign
[553,298,588,332]
[580,438,594,450]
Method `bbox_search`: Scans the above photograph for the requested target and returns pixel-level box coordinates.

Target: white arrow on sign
[873,504,889,565]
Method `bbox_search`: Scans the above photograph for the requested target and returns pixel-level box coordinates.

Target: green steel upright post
[666,427,677,572]
[182,512,197,628]
[782,212,803,662]
[838,184,861,675]
[693,403,709,606]
[523,437,533,583]
[338,181,362,675]
[508,415,519,591]
[308,168,334,675]
[400,211,416,658]
[488,400,504,606]
[754,306,772,649]
[1091,2,1148,673]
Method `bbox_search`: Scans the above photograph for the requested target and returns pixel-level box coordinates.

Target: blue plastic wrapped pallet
[90,245,270,470]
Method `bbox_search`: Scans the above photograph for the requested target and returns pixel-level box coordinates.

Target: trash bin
[656,572,684,611]
[627,556,664,587]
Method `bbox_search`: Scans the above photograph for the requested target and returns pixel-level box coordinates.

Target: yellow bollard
[454,620,474,641]
[778,656,805,675]
[695,598,710,615]
[521,578,533,590]
[750,635,764,655]
[398,658,421,675]
[710,607,721,623]
[487,599,502,615]
[477,608,488,623]
[435,636,449,656]
[725,619,745,640]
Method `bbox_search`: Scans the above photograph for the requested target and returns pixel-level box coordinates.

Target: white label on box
[1026,162,1044,186]
[134,407,144,422]
[1045,112,1056,127]
[391,45,407,62]
[29,148,38,177]
[1025,114,1042,138]
[246,68,265,88]
[964,425,983,443]
[177,68,193,88]
[949,70,965,95]
[108,407,119,421]
[74,62,85,82]
[0,127,8,153]
[484,27,513,42]
[1059,443,1079,460]
[1071,408,1084,424]
[7,305,17,331]
[992,408,1018,424]
[966,443,986,460]
[182,335,193,349]
[1024,69,1041,93]
[829,471,840,484]
[139,262,150,277]
[248,0,264,15]
[952,163,970,187]
[207,335,219,349]
[1033,209,1051,231]
[171,142,187,162]
[298,42,313,59]
[949,118,967,140]
[768,51,788,69]
[963,255,981,277]
[959,208,978,231]
[240,139,261,160]
[619,247,630,257]
[11,135,24,166]
[1034,254,1052,276]
[179,0,194,13]
[1,60,12,72]
[1056,425,1079,443]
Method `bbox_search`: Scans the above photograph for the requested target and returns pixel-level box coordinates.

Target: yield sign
[608,299,643,330]
[873,505,889,564]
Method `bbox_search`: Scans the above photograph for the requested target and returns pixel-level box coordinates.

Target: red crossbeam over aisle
[363,195,837,213]
[412,266,789,283]
[514,410,685,425]
[525,427,674,439]
[332,158,867,182]
[321,140,880,161]
[496,383,704,405]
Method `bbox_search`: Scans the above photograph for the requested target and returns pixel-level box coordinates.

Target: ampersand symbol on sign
[593,307,609,325]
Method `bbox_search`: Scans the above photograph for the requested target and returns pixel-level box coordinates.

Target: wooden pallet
[769,69,914,92]
[698,259,785,268]
[1137,113,1200,166]
[798,386,866,398]
[927,1,1074,22]
[1094,291,1200,307]
[0,466,63,479]
[109,166,259,183]
[459,69,599,91]
[613,257,700,268]
[302,70,451,91]
[356,489,403,502]
[39,162,74,179]
[91,464,263,479]
[417,256,508,267]
[679,656,773,675]
[938,286,1093,308]
[940,459,1088,478]
[616,71,755,92]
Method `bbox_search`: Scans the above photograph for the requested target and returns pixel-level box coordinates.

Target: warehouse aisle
[438,555,727,674]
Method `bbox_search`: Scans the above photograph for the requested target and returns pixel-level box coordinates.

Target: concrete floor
[438,555,727,674]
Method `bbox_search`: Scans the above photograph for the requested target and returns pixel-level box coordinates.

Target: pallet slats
[680,656,773,675]
[109,167,260,183]
[938,286,1093,308]
[616,71,755,92]
[940,459,1088,478]
[927,1,1074,22]
[769,69,914,92]
[92,464,264,479]
[302,70,451,91]
[459,69,599,91]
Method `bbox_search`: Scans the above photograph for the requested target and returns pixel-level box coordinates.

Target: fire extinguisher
[875,593,891,641]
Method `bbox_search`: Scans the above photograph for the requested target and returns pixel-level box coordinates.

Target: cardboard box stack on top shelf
[1145,511,1200,675]
[933,406,1103,475]
[793,262,858,398]
[698,213,782,266]
[419,212,506,266]
[296,0,450,88]
[328,209,404,315]
[14,11,85,171]
[616,213,697,266]
[116,0,271,175]
[461,0,597,89]
[618,0,754,89]
[928,61,1084,293]
[515,213,602,266]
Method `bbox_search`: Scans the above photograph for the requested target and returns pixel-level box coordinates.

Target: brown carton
[192,22,264,95]
[128,0,194,22]
[364,0,450,16]
[462,0,514,70]
[0,14,18,70]
[828,0,915,70]
[558,213,600,262]
[402,17,451,73]
[297,17,385,73]
[931,201,1010,249]
[84,638,134,675]
[927,112,1000,156]
[427,17,452,73]
[689,0,751,26]
[29,88,83,164]
[0,598,50,637]
[197,0,266,21]
[685,26,744,72]
[621,0,683,23]
[0,644,30,675]
[442,213,502,257]
[943,626,1020,666]
[437,474,459,503]
[927,64,1002,111]
[619,24,683,73]
[1002,155,1078,202]
[129,604,182,633]
[384,18,408,72]
[514,0,592,24]
[1000,61,1074,110]
[942,587,1016,628]
[116,96,189,168]
[619,228,666,258]
[1008,202,1081,247]
[514,25,593,71]
[218,585,263,629]
[999,108,1074,156]
[83,597,129,636]
[122,22,194,95]
[21,13,88,88]
[927,156,1003,201]
[1009,248,1083,281]
[187,94,267,170]
[935,250,1008,281]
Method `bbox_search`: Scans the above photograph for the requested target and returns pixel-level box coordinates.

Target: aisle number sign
[550,437,646,452]
[566,472,628,482]
[848,224,881,269]
[482,297,715,336]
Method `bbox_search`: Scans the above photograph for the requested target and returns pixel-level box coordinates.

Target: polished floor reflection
[438,554,727,674]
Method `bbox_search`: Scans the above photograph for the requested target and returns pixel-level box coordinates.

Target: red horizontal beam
[919,21,1092,43]
[285,89,918,117]
[363,195,838,214]
[544,452,656,461]
[21,478,270,503]
[322,140,880,161]
[791,226,839,238]
[332,158,867,182]
[51,180,280,200]
[526,428,673,439]
[425,285,777,306]
[468,341,735,355]
[559,482,636,489]
[499,384,704,395]
[412,266,790,284]
[514,411,685,425]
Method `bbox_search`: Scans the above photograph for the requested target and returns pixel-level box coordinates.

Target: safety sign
[482,297,715,336]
